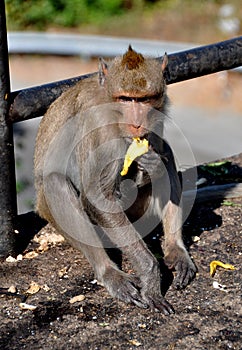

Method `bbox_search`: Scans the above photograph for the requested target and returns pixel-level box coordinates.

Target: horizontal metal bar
[163,36,242,83]
[8,36,242,123]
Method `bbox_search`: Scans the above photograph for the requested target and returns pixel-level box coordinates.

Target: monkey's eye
[137,96,151,103]
[116,96,152,103]
[138,94,162,103]
[117,96,134,102]
[117,96,150,103]
[116,95,161,104]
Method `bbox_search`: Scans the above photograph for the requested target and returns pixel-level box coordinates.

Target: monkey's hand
[100,256,174,314]
[164,246,197,289]
[140,288,174,315]
[138,263,174,315]
[137,147,163,175]
[101,265,148,309]
[134,147,164,187]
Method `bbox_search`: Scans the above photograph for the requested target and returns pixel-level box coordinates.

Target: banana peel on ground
[210,260,235,277]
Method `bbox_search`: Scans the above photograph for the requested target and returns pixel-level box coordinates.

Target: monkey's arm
[82,184,174,314]
[129,139,197,290]
[158,142,197,289]
[43,172,155,310]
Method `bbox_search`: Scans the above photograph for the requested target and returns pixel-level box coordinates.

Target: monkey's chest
[118,169,157,219]
[118,150,165,219]
[121,179,152,223]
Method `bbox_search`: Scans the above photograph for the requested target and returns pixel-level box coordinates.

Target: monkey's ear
[161,52,168,72]
[99,58,108,86]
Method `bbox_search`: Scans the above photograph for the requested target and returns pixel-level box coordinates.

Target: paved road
[8,32,195,57]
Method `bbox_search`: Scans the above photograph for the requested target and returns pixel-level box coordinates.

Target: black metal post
[0,1,17,258]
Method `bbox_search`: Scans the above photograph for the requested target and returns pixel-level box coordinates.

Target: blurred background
[5,0,242,213]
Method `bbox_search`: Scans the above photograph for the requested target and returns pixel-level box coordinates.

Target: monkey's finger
[143,295,174,315]
[127,286,149,309]
[111,276,148,309]
[118,282,148,309]
[137,150,161,170]
[131,297,149,309]
[121,286,149,309]
[183,266,197,287]
[174,261,197,289]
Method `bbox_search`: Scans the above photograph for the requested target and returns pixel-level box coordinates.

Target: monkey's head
[99,46,168,138]
[99,45,168,101]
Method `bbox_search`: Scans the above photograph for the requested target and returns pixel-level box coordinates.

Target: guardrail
[7,32,195,57]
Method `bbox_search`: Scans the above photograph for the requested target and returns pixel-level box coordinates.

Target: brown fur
[34,48,196,315]
[106,47,167,100]
[121,45,145,70]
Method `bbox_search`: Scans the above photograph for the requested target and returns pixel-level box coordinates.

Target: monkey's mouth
[127,134,154,150]
[126,131,149,143]
[125,123,147,139]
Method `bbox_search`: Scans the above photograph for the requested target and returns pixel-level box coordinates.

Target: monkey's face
[108,66,167,139]
[114,97,165,144]
[98,46,168,148]
[116,97,151,138]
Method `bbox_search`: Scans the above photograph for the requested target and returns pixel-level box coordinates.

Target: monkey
[34,45,197,315]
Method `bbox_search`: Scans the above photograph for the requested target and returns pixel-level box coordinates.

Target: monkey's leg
[43,172,147,309]
[161,157,197,289]
[85,188,174,315]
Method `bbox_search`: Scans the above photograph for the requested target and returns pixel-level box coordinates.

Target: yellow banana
[210,260,235,277]
[120,137,149,176]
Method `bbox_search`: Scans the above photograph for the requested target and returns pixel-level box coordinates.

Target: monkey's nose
[131,124,141,129]
[129,124,144,136]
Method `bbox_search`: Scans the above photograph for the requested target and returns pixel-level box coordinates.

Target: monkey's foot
[164,247,197,289]
[101,267,148,309]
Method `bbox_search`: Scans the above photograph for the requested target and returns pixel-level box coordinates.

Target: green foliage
[16,179,28,194]
[200,161,231,176]
[5,0,242,31]
[222,200,241,207]
[5,0,128,30]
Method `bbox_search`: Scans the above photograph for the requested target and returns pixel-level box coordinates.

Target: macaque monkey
[34,46,197,315]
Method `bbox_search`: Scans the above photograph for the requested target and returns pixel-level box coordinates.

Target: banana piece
[120,137,149,176]
[210,260,235,277]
